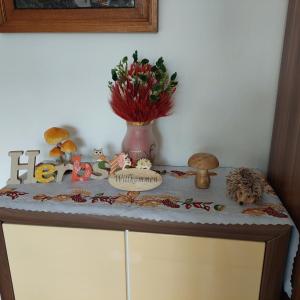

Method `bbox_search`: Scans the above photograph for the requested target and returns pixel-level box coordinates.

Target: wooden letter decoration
[6,150,109,184]
[7,150,40,185]
[108,169,162,192]
[71,156,92,182]
[35,164,56,184]
[91,163,109,181]
[55,163,73,183]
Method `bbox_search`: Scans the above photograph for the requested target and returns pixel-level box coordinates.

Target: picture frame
[0,0,158,32]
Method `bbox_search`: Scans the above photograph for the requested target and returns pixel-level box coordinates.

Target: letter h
[7,150,40,185]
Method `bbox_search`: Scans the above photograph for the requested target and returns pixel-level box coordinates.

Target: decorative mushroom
[188,153,219,189]
[49,147,64,162]
[61,140,77,163]
[44,127,77,163]
[44,127,69,145]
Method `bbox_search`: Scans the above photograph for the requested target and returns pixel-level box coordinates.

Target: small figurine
[93,148,108,169]
[136,158,152,170]
[93,148,105,160]
[109,153,131,175]
[226,168,264,205]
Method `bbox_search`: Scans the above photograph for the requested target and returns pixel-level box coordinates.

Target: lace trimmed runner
[0,166,298,297]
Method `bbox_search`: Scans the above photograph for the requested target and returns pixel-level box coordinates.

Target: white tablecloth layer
[0,166,298,297]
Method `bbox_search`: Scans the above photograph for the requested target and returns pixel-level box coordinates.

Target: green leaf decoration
[160,64,167,72]
[133,50,138,63]
[155,72,162,81]
[153,84,161,92]
[170,81,178,88]
[141,58,149,65]
[151,65,158,72]
[150,94,159,102]
[111,69,118,81]
[122,56,128,63]
[171,72,177,81]
[138,74,148,83]
[156,57,164,67]
[214,204,225,211]
[132,75,138,84]
[185,198,194,204]
[98,161,107,170]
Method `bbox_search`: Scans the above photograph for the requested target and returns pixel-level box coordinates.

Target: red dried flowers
[109,51,178,123]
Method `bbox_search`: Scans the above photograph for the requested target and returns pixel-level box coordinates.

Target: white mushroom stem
[64,152,72,163]
[196,169,210,189]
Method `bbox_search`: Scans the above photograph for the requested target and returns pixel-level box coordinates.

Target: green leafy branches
[109,50,178,102]
[110,55,129,85]
[149,58,178,103]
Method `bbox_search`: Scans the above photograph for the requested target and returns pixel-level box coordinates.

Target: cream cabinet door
[129,232,265,300]
[3,224,126,300]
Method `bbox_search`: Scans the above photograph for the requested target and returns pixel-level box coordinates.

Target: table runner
[0,166,298,297]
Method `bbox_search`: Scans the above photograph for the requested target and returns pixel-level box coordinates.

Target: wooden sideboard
[268,0,300,299]
[0,208,291,300]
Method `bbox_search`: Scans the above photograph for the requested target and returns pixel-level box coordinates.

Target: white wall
[0,0,288,186]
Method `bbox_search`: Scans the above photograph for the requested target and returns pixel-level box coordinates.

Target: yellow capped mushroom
[61,140,77,162]
[44,127,69,145]
[49,147,63,162]
[61,140,77,153]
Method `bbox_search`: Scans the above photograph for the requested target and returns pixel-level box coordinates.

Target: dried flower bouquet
[109,51,178,123]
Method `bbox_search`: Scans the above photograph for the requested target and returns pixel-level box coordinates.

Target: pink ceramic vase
[122,122,157,165]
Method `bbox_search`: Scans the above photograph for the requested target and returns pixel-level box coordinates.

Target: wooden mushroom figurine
[188,153,219,189]
[61,140,77,163]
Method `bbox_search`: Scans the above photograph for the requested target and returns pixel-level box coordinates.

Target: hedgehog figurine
[226,168,264,205]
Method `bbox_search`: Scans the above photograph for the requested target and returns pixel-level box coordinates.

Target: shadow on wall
[61,124,85,153]
[152,122,164,165]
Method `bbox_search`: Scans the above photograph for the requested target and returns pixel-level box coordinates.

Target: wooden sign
[7,150,108,185]
[7,151,40,185]
[71,156,93,182]
[35,164,57,183]
[108,169,162,192]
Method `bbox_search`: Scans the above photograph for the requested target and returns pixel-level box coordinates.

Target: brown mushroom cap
[44,127,69,145]
[188,153,219,170]
[61,140,77,153]
[49,147,63,158]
